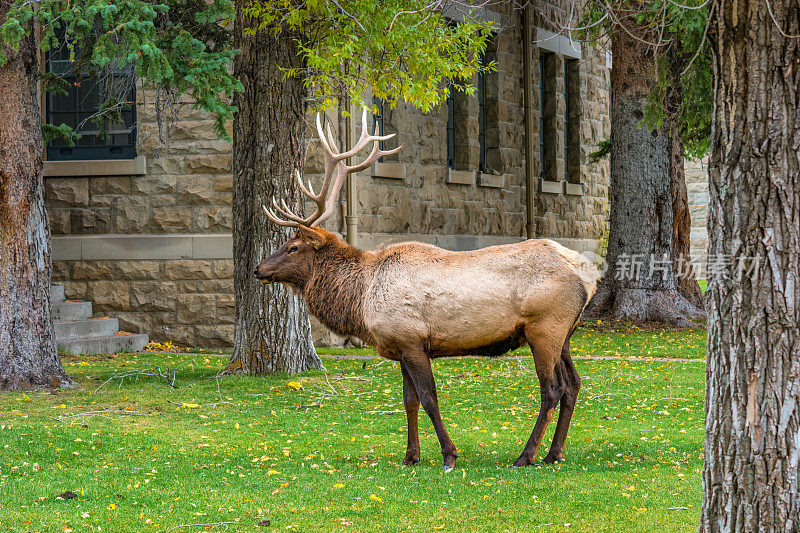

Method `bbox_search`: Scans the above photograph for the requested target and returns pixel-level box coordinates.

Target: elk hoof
[442,465,455,472]
[511,455,533,468]
[402,450,420,465]
[542,453,564,464]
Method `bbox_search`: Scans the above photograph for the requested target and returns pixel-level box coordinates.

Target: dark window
[372,96,385,162]
[539,55,547,180]
[477,59,486,172]
[446,81,456,169]
[565,59,580,183]
[563,64,569,181]
[45,41,136,161]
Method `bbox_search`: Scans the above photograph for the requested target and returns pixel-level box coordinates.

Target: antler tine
[316,112,339,159]
[294,168,317,199]
[344,134,403,174]
[263,204,299,228]
[325,122,338,156]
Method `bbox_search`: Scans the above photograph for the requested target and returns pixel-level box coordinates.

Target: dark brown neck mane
[302,240,374,344]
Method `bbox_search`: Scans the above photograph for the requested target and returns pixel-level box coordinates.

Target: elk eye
[289,245,299,253]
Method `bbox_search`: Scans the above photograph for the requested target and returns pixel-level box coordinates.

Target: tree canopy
[242,0,495,112]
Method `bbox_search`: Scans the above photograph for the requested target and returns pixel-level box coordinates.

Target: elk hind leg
[542,333,581,464]
[512,331,564,468]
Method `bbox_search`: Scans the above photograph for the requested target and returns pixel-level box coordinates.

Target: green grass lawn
[0,340,705,533]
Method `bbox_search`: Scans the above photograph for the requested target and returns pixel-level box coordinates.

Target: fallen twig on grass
[365,410,403,415]
[167,398,234,409]
[587,392,631,400]
[94,359,201,393]
[94,366,176,393]
[50,409,144,425]
[165,521,239,532]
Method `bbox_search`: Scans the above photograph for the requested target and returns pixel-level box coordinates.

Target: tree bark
[701,1,800,530]
[226,3,323,375]
[666,48,705,312]
[0,12,74,390]
[586,20,704,326]
[670,122,704,310]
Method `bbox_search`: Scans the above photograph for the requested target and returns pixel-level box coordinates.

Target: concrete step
[57,333,149,356]
[51,300,93,321]
[54,318,119,340]
[50,285,65,303]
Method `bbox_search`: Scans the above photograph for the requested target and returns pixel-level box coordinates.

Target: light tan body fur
[361,239,597,362]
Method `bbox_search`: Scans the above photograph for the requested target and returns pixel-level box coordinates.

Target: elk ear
[297,226,325,249]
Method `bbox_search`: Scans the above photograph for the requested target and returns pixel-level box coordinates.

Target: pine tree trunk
[226,4,323,375]
[0,13,74,390]
[665,47,705,312]
[586,21,704,326]
[701,1,800,529]
[670,108,705,311]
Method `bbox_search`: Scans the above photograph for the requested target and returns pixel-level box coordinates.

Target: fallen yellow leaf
[16,394,30,402]
[181,403,199,409]
[267,470,279,475]
[287,381,302,390]
[369,494,383,503]
[334,483,344,488]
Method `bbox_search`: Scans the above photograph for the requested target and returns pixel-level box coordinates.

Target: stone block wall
[52,258,234,346]
[685,158,709,269]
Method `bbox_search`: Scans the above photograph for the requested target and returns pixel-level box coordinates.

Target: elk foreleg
[543,339,581,464]
[400,362,421,465]
[401,347,458,470]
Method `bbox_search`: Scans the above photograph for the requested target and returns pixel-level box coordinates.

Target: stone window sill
[44,155,147,177]
[566,182,584,196]
[478,172,505,188]
[539,178,585,196]
[370,161,406,180]
[446,168,477,185]
[52,233,232,261]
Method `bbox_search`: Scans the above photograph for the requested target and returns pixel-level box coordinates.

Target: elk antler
[263,107,403,228]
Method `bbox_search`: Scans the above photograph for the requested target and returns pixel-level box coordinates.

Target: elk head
[254,107,402,286]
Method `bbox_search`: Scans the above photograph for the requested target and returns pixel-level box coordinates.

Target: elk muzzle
[254,262,276,283]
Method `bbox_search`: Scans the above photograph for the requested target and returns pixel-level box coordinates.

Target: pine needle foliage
[0,0,242,140]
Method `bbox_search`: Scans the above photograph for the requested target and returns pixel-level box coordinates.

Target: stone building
[44,2,611,347]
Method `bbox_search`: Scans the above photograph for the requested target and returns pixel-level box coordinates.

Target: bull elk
[255,108,599,469]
